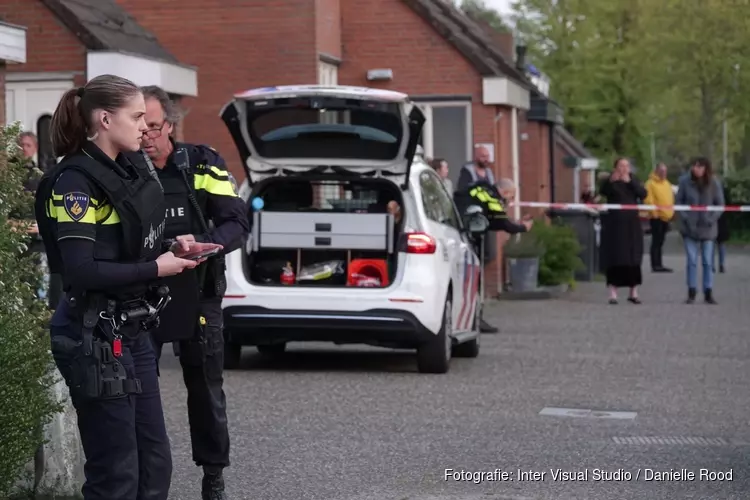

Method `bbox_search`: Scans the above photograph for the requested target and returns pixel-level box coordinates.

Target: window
[36,114,53,168]
[245,97,404,160]
[420,171,459,229]
[414,100,472,191]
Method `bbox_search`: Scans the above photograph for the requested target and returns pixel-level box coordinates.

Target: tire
[257,343,287,355]
[416,297,452,374]
[224,342,242,370]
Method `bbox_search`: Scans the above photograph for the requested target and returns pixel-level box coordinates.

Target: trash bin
[547,209,599,282]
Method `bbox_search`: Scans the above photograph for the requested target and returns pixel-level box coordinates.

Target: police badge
[227,173,239,196]
[63,192,90,222]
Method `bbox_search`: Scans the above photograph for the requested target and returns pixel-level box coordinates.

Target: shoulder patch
[227,172,239,195]
[63,192,90,221]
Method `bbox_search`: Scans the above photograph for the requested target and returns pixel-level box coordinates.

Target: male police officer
[456,146,500,333]
[138,85,249,500]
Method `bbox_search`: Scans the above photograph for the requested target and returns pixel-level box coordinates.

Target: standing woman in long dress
[598,157,648,304]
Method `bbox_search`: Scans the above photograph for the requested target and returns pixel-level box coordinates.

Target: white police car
[219,85,488,374]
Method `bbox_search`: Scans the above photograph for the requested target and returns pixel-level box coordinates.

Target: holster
[52,298,142,401]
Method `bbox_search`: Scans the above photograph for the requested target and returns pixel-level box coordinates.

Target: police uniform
[35,142,172,500]
[143,141,248,498]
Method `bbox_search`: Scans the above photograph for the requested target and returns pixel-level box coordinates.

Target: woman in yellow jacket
[644,163,675,272]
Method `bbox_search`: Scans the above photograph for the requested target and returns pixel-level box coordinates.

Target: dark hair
[141,85,183,124]
[50,75,141,158]
[690,156,713,188]
[613,157,629,169]
[430,158,447,171]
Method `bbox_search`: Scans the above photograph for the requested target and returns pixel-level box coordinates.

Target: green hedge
[0,123,60,496]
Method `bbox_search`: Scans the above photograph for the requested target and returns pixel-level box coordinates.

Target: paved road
[160,245,749,500]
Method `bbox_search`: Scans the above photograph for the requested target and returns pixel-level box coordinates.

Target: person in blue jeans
[675,157,725,304]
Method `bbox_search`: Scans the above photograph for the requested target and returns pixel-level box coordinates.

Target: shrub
[530,218,585,286]
[0,123,60,496]
[722,172,750,241]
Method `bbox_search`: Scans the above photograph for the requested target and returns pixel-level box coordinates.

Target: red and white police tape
[515,201,750,212]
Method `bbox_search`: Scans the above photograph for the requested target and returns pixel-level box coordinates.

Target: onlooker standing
[675,157,724,304]
[598,158,647,304]
[430,158,453,194]
[18,132,45,193]
[644,162,675,272]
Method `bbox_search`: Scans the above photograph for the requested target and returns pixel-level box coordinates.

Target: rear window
[246,98,403,160]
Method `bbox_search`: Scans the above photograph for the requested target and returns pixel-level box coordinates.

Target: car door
[433,176,479,333]
[418,171,464,331]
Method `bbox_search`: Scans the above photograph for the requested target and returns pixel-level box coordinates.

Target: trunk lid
[219,85,425,189]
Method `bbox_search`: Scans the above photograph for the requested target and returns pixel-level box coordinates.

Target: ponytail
[49,75,141,158]
[50,88,87,158]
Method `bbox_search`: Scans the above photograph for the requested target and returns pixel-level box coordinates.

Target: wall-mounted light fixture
[367,69,393,81]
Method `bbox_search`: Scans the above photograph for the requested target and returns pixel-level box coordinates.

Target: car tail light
[405,232,436,254]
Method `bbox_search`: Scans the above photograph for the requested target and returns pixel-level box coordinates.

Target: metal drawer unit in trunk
[252,211,395,253]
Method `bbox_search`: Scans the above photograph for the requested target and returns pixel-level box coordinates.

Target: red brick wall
[1,0,86,76]
[553,141,589,203]
[116,0,318,181]
[316,0,341,60]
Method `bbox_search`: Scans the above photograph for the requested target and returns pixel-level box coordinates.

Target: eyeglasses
[143,121,167,139]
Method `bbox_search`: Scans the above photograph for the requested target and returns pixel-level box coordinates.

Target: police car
[219,85,488,374]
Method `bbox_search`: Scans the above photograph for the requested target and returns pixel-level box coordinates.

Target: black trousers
[51,323,172,500]
[650,219,669,269]
[154,301,230,469]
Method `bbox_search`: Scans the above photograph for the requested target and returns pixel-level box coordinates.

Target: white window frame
[414,101,473,161]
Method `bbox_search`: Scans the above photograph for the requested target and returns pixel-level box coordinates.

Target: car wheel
[416,297,452,374]
[257,343,287,355]
[224,342,242,370]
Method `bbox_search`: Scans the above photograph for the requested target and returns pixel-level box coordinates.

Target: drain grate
[539,407,637,420]
[613,436,729,446]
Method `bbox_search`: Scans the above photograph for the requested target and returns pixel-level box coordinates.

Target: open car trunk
[243,176,405,288]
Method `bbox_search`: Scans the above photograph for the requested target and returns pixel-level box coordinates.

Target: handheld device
[183,247,221,261]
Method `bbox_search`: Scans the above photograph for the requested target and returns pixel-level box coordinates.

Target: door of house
[5,76,75,165]
[414,100,472,191]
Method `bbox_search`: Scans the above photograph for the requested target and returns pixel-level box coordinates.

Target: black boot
[704,289,717,305]
[202,467,227,500]
[480,317,499,334]
[685,288,696,304]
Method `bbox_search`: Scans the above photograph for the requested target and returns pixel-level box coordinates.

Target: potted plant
[503,232,544,292]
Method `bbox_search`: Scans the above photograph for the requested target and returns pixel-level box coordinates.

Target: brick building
[1,0,597,296]
[0,0,196,166]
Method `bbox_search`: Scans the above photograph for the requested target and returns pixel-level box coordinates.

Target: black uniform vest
[34,151,167,300]
[150,144,209,342]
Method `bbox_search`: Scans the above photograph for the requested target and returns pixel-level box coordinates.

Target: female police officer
[34,75,199,500]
